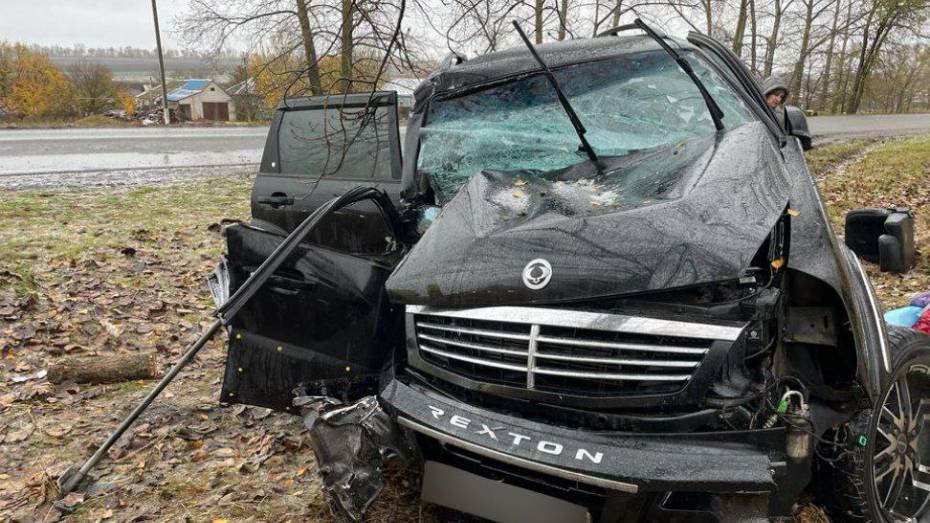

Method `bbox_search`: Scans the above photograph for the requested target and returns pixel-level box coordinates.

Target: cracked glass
[417,49,754,204]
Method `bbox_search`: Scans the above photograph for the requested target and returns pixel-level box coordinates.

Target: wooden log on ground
[48,352,158,385]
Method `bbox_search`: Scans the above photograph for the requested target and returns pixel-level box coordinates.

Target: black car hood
[386,122,791,308]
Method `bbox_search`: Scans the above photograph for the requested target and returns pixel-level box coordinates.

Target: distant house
[166,79,236,121]
[226,78,267,121]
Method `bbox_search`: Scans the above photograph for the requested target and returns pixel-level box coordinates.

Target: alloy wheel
[873,364,930,521]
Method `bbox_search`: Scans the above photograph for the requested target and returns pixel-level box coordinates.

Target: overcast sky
[0,0,191,49]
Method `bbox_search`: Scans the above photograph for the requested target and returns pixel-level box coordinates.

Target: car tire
[829,326,930,522]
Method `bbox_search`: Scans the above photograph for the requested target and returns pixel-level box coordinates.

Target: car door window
[278,103,395,180]
[252,93,402,256]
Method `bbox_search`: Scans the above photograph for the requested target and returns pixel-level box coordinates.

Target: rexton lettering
[427,405,604,465]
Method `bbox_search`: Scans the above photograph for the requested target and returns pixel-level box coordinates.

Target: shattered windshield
[418,49,754,204]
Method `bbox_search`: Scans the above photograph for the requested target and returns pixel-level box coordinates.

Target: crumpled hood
[386,122,790,308]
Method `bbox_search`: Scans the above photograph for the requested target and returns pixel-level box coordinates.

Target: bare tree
[341,0,355,90]
[557,0,571,39]
[845,0,926,113]
[733,0,750,56]
[295,0,324,93]
[748,0,758,69]
[762,0,794,76]
[68,62,117,115]
[786,0,837,97]
[831,0,854,112]
[533,0,545,44]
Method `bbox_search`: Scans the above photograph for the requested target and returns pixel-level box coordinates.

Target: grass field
[0,135,928,521]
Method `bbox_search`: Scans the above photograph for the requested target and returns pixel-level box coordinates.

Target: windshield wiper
[599,20,725,130]
[632,19,725,131]
[512,21,604,174]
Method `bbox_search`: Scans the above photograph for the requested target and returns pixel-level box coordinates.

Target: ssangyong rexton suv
[214,22,930,522]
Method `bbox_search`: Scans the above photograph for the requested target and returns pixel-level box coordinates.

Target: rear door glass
[278,103,395,180]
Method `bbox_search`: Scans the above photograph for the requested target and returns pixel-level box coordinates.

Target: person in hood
[762,76,790,129]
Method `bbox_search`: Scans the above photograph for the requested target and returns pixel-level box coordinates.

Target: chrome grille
[408,305,744,397]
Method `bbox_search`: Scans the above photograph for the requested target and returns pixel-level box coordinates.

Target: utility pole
[151,0,170,125]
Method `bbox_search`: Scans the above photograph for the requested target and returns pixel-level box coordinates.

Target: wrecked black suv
[214,24,930,522]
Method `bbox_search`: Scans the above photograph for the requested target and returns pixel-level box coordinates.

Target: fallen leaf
[42,424,72,438]
[100,319,122,338]
[0,392,17,407]
[10,369,47,383]
[4,424,34,443]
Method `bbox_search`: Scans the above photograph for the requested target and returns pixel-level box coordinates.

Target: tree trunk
[832,0,852,113]
[749,0,758,72]
[340,0,354,93]
[763,0,783,77]
[846,6,878,113]
[788,0,814,99]
[611,0,623,29]
[48,352,158,385]
[557,0,570,40]
[535,0,544,43]
[803,58,815,107]
[895,69,914,113]
[592,0,601,37]
[704,0,713,36]
[733,0,749,57]
[817,0,841,111]
[848,10,896,114]
[295,0,323,95]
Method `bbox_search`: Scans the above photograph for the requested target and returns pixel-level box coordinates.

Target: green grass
[0,115,140,129]
[0,176,253,294]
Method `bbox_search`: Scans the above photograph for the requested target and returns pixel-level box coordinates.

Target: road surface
[1,113,929,189]
[808,113,930,139]
[0,127,267,189]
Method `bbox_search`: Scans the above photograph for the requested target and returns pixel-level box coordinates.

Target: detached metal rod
[58,319,222,494]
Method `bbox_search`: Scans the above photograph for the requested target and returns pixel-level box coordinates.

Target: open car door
[220,93,405,413]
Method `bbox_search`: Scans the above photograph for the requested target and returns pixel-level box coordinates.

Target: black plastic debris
[295,394,411,521]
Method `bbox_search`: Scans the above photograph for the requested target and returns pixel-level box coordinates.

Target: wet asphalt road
[808,113,930,139]
[1,113,929,190]
[0,127,266,190]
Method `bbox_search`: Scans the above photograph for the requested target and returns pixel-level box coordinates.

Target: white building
[166,79,236,121]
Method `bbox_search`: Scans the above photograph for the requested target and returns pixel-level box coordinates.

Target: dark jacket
[762,76,790,129]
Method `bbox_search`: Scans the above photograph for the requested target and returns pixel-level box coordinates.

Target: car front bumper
[380,378,803,520]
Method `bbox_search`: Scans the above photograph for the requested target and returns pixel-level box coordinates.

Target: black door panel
[221,223,404,411]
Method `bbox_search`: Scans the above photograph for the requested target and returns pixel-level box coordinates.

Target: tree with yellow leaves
[0,43,76,119]
[248,48,390,111]
[116,89,137,117]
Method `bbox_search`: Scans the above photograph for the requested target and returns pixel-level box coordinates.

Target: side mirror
[784,105,812,151]
[845,208,916,274]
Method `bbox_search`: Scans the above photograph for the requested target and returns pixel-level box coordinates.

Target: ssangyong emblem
[522,259,552,290]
